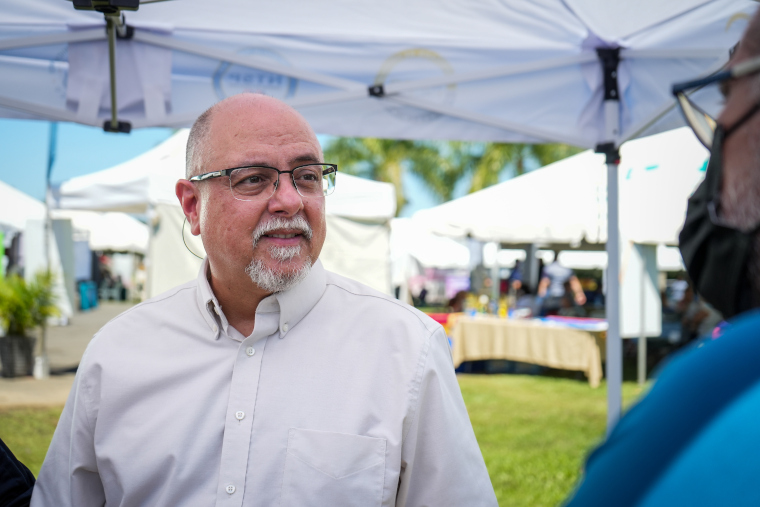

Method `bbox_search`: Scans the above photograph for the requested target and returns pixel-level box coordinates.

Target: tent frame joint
[595,142,620,164]
[597,48,621,101]
[115,22,134,40]
[368,84,385,97]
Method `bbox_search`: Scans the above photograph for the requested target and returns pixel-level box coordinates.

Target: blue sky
[0,118,440,217]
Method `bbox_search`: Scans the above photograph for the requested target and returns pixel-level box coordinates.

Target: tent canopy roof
[413,127,709,246]
[0,0,753,147]
[52,209,149,254]
[0,180,45,233]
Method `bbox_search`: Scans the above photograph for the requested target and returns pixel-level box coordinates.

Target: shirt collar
[273,259,327,337]
[195,257,327,339]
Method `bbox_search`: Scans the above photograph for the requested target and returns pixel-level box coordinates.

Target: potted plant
[0,271,58,377]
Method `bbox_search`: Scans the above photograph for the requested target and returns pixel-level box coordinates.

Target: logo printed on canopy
[374,48,456,123]
[213,47,298,100]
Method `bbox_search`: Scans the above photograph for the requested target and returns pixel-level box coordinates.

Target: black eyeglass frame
[672,54,760,149]
[189,163,338,198]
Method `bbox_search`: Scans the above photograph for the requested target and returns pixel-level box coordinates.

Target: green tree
[468,143,584,193]
[324,138,582,215]
[323,138,436,215]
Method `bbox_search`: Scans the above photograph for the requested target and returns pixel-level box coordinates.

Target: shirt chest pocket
[280,428,386,507]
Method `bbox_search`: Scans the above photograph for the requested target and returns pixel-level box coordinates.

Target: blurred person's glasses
[189,163,337,200]
[672,53,760,149]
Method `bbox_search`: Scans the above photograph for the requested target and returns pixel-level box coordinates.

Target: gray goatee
[245,216,313,293]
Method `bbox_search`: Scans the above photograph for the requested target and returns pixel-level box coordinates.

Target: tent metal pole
[638,251,647,385]
[100,13,131,133]
[35,122,57,380]
[621,48,726,60]
[491,244,500,311]
[384,53,598,94]
[605,140,622,431]
[620,57,729,143]
[0,29,105,51]
[0,95,97,125]
[389,94,589,147]
[105,15,119,131]
[596,48,622,432]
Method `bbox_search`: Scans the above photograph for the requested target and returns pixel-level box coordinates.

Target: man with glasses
[565,10,760,507]
[32,94,497,507]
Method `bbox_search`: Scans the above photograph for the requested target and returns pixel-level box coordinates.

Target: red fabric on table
[426,313,450,326]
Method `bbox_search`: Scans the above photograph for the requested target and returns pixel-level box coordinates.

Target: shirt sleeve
[396,327,497,507]
[31,357,106,507]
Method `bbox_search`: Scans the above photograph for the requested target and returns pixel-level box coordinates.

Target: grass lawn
[459,374,645,507]
[0,406,63,477]
[0,375,646,506]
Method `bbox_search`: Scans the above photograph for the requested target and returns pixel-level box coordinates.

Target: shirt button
[235,411,245,420]
[212,325,218,333]
[282,323,289,332]
[246,347,255,356]
[226,484,236,494]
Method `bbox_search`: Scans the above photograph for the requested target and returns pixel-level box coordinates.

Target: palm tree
[324,138,445,214]
[324,138,582,215]
[467,143,584,193]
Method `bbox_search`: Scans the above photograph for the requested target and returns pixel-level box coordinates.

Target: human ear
[175,179,202,236]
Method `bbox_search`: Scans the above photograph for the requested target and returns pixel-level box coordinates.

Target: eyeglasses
[672,54,760,149]
[189,163,338,201]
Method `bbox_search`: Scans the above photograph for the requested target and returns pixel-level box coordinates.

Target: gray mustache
[252,216,313,247]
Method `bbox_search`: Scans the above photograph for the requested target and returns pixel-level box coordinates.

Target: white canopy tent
[390,217,470,303]
[391,218,470,271]
[1,180,150,318]
[52,129,396,220]
[0,180,73,319]
[1,0,753,427]
[486,247,684,272]
[52,129,397,296]
[0,180,46,235]
[0,0,749,143]
[51,209,148,254]
[413,127,710,247]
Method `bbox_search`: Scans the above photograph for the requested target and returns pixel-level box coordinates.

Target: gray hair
[185,105,216,178]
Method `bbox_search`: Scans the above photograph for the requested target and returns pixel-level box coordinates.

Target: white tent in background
[51,130,190,214]
[0,180,46,235]
[484,247,684,272]
[1,180,151,320]
[52,210,149,254]
[53,129,397,221]
[2,0,753,427]
[413,127,709,247]
[53,129,397,296]
[0,180,73,320]
[390,218,470,303]
[391,218,470,271]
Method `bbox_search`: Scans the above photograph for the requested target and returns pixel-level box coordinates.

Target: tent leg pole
[596,47,622,433]
[35,122,57,380]
[605,154,622,431]
[638,335,647,385]
[638,251,647,385]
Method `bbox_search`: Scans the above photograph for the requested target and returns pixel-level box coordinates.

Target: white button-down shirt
[32,260,496,506]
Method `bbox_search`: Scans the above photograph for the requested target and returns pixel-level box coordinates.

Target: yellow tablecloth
[451,316,605,388]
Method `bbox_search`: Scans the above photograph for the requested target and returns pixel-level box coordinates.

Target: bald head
[185,93,321,179]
